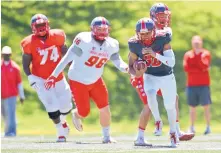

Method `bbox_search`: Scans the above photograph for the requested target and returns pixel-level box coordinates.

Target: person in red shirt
[183,35,212,135]
[1,46,25,137]
[21,14,73,142]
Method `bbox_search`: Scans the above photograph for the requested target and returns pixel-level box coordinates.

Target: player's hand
[142,47,156,58]
[44,76,56,90]
[28,75,39,90]
[20,98,25,104]
[133,61,147,78]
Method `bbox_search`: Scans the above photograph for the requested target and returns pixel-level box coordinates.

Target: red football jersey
[21,29,65,81]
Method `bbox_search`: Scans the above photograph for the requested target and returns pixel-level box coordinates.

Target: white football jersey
[68,32,119,85]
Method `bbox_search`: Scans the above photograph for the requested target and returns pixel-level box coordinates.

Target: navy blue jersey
[128,32,173,76]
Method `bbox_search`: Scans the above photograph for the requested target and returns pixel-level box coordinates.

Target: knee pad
[48,110,61,120]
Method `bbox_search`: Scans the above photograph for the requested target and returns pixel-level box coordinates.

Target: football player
[128,18,177,147]
[44,16,128,143]
[131,3,194,141]
[21,14,73,142]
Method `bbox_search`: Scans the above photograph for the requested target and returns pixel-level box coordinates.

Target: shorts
[186,86,212,106]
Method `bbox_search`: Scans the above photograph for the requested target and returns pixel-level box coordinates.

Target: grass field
[2,134,221,153]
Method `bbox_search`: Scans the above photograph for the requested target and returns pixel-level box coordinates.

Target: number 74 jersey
[21,29,65,81]
[68,32,119,85]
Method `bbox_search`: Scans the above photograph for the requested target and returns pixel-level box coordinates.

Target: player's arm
[51,44,83,78]
[61,44,68,56]
[110,52,128,73]
[128,52,146,77]
[150,43,175,67]
[22,53,32,76]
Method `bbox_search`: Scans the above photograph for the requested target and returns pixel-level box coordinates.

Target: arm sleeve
[155,49,175,67]
[18,83,25,99]
[51,44,82,77]
[110,52,128,73]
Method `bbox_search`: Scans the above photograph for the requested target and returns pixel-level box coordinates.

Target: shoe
[134,137,152,146]
[102,136,117,143]
[204,127,211,135]
[170,132,177,148]
[154,121,163,136]
[71,109,83,132]
[56,136,66,142]
[178,131,195,141]
[188,126,196,134]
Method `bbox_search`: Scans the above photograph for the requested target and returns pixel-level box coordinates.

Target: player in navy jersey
[128,18,177,147]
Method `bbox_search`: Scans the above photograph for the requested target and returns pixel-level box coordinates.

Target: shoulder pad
[106,37,119,49]
[20,35,32,48]
[73,32,91,46]
[128,36,139,44]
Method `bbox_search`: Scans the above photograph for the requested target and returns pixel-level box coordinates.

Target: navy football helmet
[136,18,156,45]
[150,3,171,29]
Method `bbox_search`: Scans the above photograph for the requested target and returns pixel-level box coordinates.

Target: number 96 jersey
[69,32,119,85]
[21,29,65,81]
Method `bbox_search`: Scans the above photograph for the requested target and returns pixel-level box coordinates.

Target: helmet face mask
[31,14,50,37]
[137,30,154,43]
[91,17,110,41]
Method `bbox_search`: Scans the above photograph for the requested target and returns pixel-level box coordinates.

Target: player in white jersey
[44,16,128,143]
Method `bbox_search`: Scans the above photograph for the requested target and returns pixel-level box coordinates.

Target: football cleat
[102,136,117,144]
[154,120,163,136]
[170,132,177,148]
[134,137,152,146]
[71,109,83,132]
[56,136,66,142]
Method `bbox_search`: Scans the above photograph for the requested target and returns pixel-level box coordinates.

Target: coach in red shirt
[183,35,211,135]
[1,46,25,137]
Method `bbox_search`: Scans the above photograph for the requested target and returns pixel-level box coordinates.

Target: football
[133,60,147,70]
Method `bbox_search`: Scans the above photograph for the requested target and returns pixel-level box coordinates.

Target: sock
[166,109,176,133]
[176,120,181,134]
[102,126,110,137]
[55,122,63,136]
[60,114,67,124]
[137,127,145,138]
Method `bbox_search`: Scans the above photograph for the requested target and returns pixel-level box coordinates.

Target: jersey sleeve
[112,39,120,53]
[73,32,85,49]
[54,29,66,46]
[20,37,31,54]
[128,40,139,56]
[164,32,172,44]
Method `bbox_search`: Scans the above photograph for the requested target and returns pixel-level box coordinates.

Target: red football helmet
[90,16,110,41]
[31,14,50,36]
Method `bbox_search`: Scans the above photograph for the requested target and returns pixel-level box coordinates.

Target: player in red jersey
[21,14,73,142]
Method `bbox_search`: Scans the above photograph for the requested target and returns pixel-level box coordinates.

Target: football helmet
[90,16,110,41]
[150,3,171,29]
[31,14,50,36]
[136,18,156,45]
